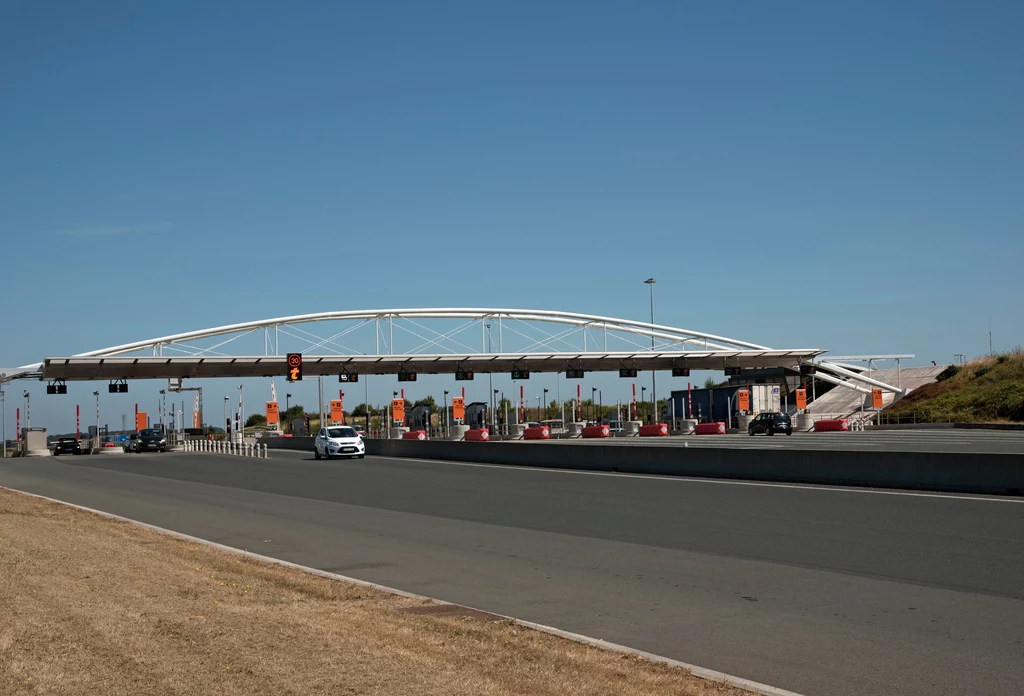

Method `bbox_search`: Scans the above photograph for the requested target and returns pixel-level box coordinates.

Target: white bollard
[264,443,268,459]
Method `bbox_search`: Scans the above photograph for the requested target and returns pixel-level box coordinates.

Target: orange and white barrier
[465,428,490,442]
[814,419,850,432]
[695,422,727,435]
[639,423,670,437]
[582,425,610,438]
[402,430,427,441]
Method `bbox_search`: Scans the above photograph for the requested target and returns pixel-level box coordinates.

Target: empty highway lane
[2,451,1022,695]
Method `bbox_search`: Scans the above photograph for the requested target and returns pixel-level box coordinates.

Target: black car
[53,437,82,455]
[748,411,793,436]
[136,428,167,452]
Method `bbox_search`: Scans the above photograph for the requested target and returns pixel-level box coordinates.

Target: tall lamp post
[591,387,597,423]
[92,391,100,452]
[1,379,7,459]
[223,396,229,436]
[23,391,30,428]
[641,386,647,424]
[443,390,449,438]
[237,385,244,444]
[644,278,657,424]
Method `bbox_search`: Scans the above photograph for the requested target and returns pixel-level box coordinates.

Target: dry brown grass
[0,489,752,696]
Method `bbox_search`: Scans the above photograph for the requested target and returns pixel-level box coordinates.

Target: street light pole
[644,278,657,424]
[238,384,244,444]
[1,382,6,459]
[23,391,30,429]
[93,391,99,453]
[223,396,229,436]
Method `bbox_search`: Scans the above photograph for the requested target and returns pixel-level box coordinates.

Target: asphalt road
[539,429,1024,454]
[2,451,1022,696]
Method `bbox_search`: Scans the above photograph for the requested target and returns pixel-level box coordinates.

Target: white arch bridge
[0,308,904,395]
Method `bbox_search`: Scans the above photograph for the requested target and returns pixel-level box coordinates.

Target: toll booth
[406,404,431,431]
[465,402,488,429]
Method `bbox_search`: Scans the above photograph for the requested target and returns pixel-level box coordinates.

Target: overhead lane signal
[455,370,474,381]
[287,353,303,382]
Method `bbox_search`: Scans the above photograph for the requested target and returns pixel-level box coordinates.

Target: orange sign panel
[737,390,750,412]
[392,399,405,423]
[136,412,147,431]
[452,397,465,420]
[266,401,279,425]
[872,389,884,410]
[795,389,807,411]
[330,400,345,423]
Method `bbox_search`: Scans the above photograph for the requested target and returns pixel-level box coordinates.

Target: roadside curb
[2,485,803,696]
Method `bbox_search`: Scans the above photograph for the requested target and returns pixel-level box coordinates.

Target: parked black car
[136,428,168,452]
[748,411,793,436]
[53,437,82,455]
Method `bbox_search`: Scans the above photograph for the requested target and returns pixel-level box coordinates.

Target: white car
[314,426,365,460]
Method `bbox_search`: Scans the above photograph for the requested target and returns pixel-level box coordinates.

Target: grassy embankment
[884,351,1024,423]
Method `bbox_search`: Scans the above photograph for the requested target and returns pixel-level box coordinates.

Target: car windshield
[140,429,161,437]
[327,427,357,438]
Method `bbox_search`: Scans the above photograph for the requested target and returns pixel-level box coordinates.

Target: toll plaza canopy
[41,350,824,381]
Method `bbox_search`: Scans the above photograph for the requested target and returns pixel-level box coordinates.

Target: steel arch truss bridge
[2,308,903,394]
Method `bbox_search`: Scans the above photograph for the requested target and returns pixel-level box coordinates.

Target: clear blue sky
[1,1,1021,431]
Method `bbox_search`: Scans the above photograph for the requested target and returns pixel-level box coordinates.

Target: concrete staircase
[803,365,948,427]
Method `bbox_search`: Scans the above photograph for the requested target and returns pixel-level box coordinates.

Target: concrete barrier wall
[361,440,1024,496]
[266,436,316,450]
[260,435,1023,495]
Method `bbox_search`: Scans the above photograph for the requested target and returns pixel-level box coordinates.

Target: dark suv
[136,428,168,452]
[748,412,793,436]
[53,437,82,455]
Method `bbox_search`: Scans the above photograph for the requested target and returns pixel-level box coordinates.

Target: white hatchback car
[314,426,366,460]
